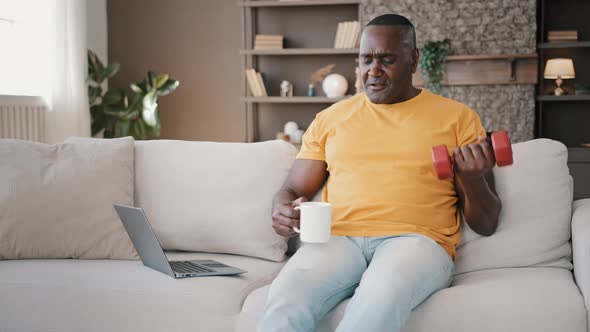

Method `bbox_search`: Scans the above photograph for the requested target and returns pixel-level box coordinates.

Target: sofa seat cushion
[237,267,586,332]
[0,252,285,332]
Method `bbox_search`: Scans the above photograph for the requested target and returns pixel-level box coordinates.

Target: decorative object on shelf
[334,21,361,49]
[574,83,590,95]
[544,58,575,96]
[254,34,284,50]
[418,38,450,94]
[284,121,299,138]
[322,73,348,98]
[354,65,363,94]
[307,84,315,97]
[280,80,293,97]
[87,49,179,140]
[547,30,578,42]
[290,129,304,144]
[309,64,335,97]
[245,68,268,97]
[276,132,290,142]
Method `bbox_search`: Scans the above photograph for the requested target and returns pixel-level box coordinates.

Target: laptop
[113,204,247,278]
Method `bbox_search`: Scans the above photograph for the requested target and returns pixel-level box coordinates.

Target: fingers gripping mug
[293,202,332,243]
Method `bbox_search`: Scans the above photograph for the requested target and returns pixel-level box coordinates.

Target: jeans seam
[313,281,359,321]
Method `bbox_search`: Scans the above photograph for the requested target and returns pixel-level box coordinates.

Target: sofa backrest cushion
[0,137,138,260]
[455,139,573,274]
[134,140,297,262]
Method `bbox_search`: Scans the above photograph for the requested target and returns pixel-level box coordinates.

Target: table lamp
[544,58,575,96]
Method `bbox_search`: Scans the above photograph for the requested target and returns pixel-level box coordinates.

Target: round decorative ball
[284,121,299,137]
[322,73,348,98]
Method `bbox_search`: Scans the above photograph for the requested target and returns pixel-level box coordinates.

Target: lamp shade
[544,58,575,79]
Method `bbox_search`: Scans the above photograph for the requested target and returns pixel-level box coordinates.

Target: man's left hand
[453,136,495,181]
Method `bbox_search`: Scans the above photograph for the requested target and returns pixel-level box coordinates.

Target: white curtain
[0,0,90,143]
[45,0,90,143]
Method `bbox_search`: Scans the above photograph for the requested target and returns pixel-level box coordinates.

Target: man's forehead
[360,25,411,52]
[362,25,407,37]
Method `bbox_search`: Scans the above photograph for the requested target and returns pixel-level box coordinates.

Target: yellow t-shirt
[296,89,486,260]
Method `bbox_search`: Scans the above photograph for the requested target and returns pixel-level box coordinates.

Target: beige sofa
[0,137,589,332]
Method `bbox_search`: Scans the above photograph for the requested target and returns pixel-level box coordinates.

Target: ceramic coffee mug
[293,202,332,243]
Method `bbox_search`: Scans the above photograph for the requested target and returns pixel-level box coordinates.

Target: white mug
[293,202,332,243]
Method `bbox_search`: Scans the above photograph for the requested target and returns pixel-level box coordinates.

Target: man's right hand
[272,197,308,238]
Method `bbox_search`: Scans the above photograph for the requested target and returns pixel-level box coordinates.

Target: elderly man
[259,13,501,332]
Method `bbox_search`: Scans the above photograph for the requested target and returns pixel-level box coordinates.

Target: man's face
[359,25,418,104]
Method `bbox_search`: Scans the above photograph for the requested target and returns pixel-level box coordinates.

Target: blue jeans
[257,233,455,332]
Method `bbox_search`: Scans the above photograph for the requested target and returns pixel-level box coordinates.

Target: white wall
[86,0,107,63]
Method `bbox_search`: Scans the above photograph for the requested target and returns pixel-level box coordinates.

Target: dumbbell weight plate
[491,131,513,167]
[432,144,453,180]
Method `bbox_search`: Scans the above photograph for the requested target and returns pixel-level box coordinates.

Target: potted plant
[87,49,179,139]
[418,39,450,94]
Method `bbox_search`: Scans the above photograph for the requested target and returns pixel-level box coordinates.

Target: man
[258,13,501,332]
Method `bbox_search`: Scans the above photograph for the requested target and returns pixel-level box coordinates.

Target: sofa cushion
[134,139,297,262]
[0,252,285,332]
[237,267,586,332]
[0,137,137,260]
[455,139,573,274]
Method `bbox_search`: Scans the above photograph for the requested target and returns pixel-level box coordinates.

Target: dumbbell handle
[432,130,513,180]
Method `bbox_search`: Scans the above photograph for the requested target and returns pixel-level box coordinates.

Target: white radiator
[0,95,47,142]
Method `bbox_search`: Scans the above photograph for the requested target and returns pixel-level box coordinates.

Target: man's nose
[368,60,382,77]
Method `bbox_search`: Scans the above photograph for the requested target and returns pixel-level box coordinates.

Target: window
[0,0,54,98]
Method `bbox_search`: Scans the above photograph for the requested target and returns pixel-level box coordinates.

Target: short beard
[364,83,396,104]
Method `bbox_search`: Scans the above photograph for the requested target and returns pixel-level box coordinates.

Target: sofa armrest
[572,198,590,330]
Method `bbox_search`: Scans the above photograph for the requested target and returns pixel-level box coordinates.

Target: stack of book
[334,21,361,49]
[245,68,268,97]
[254,35,284,50]
[547,30,578,42]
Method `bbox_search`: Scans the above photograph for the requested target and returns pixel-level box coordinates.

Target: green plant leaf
[102,88,122,105]
[130,84,143,93]
[91,107,105,136]
[114,120,130,137]
[88,86,102,105]
[104,62,120,79]
[157,79,179,96]
[155,74,169,88]
[147,70,156,92]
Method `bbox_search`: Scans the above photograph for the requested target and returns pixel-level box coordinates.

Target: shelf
[239,0,360,7]
[240,48,358,55]
[538,41,590,49]
[241,96,349,103]
[445,54,537,61]
[537,95,590,101]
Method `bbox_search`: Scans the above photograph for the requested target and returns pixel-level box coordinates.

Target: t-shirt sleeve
[296,115,326,161]
[457,106,487,146]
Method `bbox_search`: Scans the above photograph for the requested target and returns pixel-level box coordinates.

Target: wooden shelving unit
[536,95,590,101]
[241,96,349,103]
[537,41,590,49]
[239,0,360,7]
[239,0,360,142]
[240,48,359,55]
[537,0,590,199]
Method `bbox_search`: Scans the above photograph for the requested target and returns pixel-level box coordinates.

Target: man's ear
[411,48,420,74]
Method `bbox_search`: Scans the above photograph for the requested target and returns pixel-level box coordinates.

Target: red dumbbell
[432,130,513,180]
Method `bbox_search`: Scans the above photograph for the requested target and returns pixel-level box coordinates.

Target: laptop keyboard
[170,261,215,274]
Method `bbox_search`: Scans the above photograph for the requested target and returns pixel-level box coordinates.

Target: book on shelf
[256,71,268,97]
[333,21,360,49]
[254,34,284,49]
[334,22,344,48]
[547,30,578,41]
[245,69,267,97]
